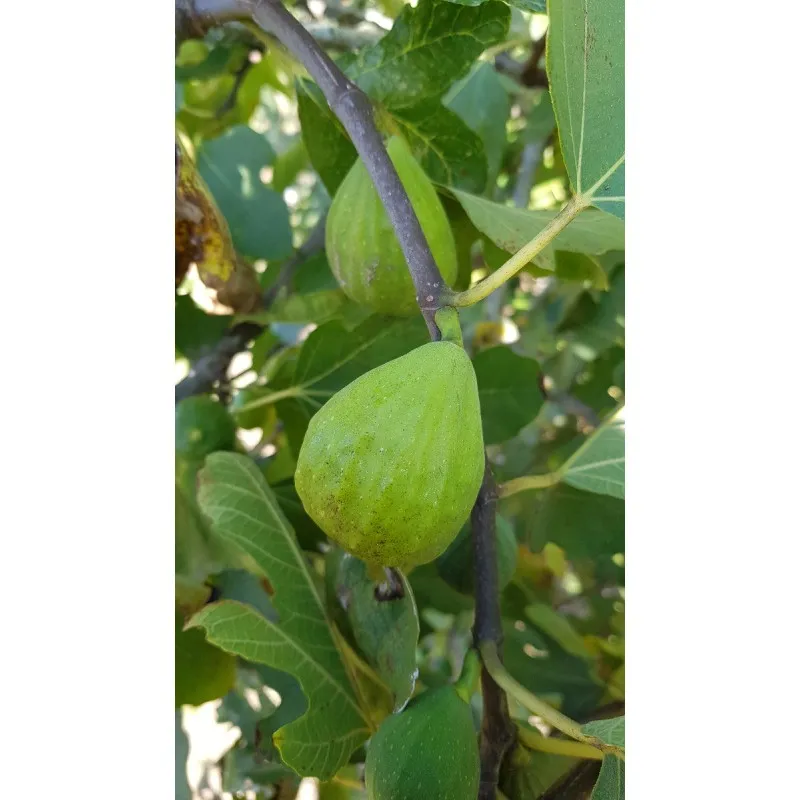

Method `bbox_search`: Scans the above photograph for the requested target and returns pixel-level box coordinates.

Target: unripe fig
[294,341,484,571]
[325,137,458,316]
[436,515,518,596]
[365,685,479,800]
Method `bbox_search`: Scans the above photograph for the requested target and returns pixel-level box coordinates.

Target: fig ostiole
[325,136,458,316]
[294,341,484,572]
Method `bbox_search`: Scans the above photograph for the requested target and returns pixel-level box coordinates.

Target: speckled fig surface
[325,136,458,316]
[364,685,479,800]
[294,341,484,571]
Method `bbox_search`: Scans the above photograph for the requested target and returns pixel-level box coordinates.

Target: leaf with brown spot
[175,138,261,312]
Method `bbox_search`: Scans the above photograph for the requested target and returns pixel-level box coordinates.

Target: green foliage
[175,395,236,460]
[346,0,510,108]
[548,0,625,217]
[188,453,377,778]
[326,550,420,710]
[197,125,293,260]
[175,1,624,795]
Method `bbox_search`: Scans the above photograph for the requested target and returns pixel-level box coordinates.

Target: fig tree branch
[242,0,451,337]
[471,460,516,800]
[174,216,326,404]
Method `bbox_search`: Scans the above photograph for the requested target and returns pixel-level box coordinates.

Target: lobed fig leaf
[364,684,479,800]
[325,136,458,316]
[295,341,484,571]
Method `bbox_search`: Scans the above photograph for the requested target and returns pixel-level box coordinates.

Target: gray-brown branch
[471,459,516,799]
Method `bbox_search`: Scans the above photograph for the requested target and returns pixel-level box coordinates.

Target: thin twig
[243,0,450,337]
[176,0,247,43]
[175,216,326,404]
[471,459,516,799]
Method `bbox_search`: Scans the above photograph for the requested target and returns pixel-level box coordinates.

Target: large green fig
[436,515,518,595]
[326,137,458,316]
[365,685,479,800]
[294,341,484,571]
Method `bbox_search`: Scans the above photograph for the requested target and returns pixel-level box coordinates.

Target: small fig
[294,341,484,571]
[365,685,479,800]
[325,137,458,316]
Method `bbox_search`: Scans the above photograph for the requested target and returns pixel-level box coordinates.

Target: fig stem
[375,568,405,601]
[480,641,625,760]
[433,307,464,347]
[243,0,449,338]
[498,470,561,497]
[515,725,604,760]
[451,195,588,309]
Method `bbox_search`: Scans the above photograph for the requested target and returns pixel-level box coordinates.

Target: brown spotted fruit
[294,341,484,572]
[325,137,458,316]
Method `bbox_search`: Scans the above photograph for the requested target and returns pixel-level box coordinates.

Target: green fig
[326,137,458,316]
[436,515,518,596]
[294,341,484,571]
[365,685,479,800]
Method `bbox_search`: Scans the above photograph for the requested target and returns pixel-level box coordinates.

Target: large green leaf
[451,189,624,270]
[547,0,625,217]
[444,63,510,190]
[591,755,624,799]
[347,0,510,109]
[562,407,624,498]
[391,101,488,192]
[187,454,372,779]
[472,346,544,445]
[197,125,293,260]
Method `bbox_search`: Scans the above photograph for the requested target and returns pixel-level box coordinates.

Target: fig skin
[325,136,458,316]
[294,341,484,572]
[364,685,479,800]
